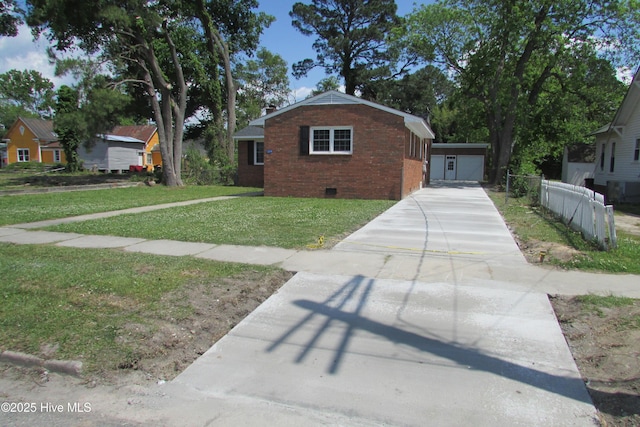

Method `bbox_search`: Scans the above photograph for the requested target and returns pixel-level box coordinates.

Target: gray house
[79,134,146,173]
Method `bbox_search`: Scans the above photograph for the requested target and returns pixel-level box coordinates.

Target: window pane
[313,129,330,151]
[255,142,264,164]
[333,129,351,152]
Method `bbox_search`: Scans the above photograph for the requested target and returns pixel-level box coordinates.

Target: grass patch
[562,233,640,273]
[486,188,640,274]
[0,243,276,373]
[0,185,260,226]
[575,294,636,309]
[44,197,395,249]
[574,294,640,329]
[487,190,592,249]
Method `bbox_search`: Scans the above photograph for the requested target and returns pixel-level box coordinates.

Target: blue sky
[0,1,431,100]
[258,1,431,100]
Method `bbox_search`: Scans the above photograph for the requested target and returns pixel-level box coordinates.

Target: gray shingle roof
[233,125,264,139]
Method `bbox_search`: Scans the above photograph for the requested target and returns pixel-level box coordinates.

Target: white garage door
[456,155,484,181]
[430,155,445,180]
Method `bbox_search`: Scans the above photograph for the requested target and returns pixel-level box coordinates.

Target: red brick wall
[237,140,264,187]
[263,104,411,200]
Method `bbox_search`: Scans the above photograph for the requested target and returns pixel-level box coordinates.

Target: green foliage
[54,85,84,172]
[290,0,401,95]
[309,76,341,97]
[182,146,218,185]
[236,47,290,126]
[0,0,21,36]
[362,65,454,123]
[0,69,55,129]
[406,0,640,183]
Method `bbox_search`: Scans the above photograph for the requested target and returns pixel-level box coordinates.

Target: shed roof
[248,91,435,140]
[98,134,145,143]
[109,125,157,144]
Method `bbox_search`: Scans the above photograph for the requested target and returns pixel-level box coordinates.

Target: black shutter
[299,126,310,156]
[247,140,254,165]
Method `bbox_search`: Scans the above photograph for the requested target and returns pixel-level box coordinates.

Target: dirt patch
[516,238,582,264]
[4,172,136,188]
[0,269,294,416]
[615,212,640,237]
[99,269,294,383]
[551,295,640,426]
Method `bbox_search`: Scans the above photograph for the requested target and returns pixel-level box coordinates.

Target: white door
[430,155,445,180]
[445,156,457,180]
[138,152,144,166]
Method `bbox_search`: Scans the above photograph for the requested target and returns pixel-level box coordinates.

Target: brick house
[234,91,434,200]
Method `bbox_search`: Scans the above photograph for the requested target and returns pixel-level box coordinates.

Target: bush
[182,147,219,185]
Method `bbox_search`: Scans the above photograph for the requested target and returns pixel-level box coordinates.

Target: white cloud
[0,24,76,89]
[289,86,314,103]
[616,66,633,85]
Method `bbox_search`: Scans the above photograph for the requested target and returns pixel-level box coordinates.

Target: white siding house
[561,143,595,187]
[79,135,145,173]
[592,66,640,202]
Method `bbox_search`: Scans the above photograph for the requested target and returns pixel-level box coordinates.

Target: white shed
[430,143,488,181]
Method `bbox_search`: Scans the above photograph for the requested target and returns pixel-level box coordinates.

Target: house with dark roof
[234,91,434,200]
[591,66,640,202]
[1,117,65,166]
[78,125,160,173]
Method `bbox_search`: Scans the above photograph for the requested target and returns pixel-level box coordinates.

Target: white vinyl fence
[540,180,617,250]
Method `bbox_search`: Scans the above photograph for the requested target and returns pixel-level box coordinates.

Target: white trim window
[254,141,264,165]
[634,139,639,162]
[310,126,353,154]
[54,149,61,162]
[17,148,30,162]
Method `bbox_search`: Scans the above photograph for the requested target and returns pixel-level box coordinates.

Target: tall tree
[54,85,83,172]
[27,0,191,185]
[0,69,55,129]
[407,0,640,183]
[193,0,274,162]
[236,47,290,126]
[290,0,401,95]
[310,76,341,97]
[0,0,21,36]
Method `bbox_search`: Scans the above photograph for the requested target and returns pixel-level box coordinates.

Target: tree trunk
[137,30,186,187]
[194,0,236,164]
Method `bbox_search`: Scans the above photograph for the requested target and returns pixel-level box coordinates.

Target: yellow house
[2,117,66,166]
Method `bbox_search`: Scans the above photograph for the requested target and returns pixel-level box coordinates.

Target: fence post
[606,205,617,249]
[505,170,510,204]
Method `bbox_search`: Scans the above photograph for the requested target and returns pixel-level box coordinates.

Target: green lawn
[0,243,278,374]
[0,185,260,226]
[43,197,396,249]
[487,188,640,274]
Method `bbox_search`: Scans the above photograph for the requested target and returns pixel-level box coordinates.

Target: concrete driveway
[148,182,597,426]
[335,181,526,266]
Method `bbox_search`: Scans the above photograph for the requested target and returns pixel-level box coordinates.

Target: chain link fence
[505,172,543,206]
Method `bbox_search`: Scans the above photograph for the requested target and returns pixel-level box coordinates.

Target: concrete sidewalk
[1,182,637,425]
